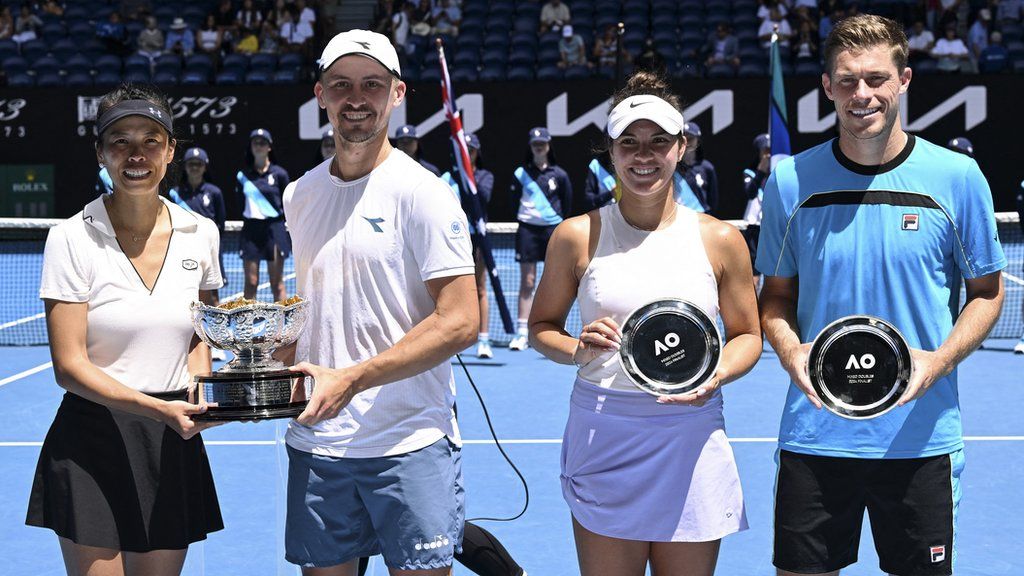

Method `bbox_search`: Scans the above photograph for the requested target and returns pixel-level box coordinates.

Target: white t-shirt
[283,151,475,458]
[908,30,935,52]
[39,196,222,393]
[932,37,969,57]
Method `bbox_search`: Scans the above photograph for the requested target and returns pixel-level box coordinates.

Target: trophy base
[191,369,309,422]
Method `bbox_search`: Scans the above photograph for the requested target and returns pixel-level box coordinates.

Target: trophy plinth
[190,298,312,422]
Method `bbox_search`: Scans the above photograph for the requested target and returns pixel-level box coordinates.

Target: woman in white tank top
[529,73,762,576]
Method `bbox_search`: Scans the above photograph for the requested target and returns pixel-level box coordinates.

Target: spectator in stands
[946,136,974,157]
[907,19,936,64]
[95,11,130,55]
[558,25,590,69]
[968,8,991,64]
[411,0,433,31]
[819,6,844,41]
[234,26,259,54]
[214,0,236,34]
[540,0,571,34]
[758,7,793,49]
[40,0,63,17]
[136,16,164,67]
[633,37,663,74]
[792,21,819,62]
[267,0,288,26]
[238,128,291,302]
[791,6,818,35]
[932,23,971,72]
[997,0,1023,26]
[431,0,461,36]
[705,22,741,70]
[392,1,414,55]
[937,0,968,34]
[680,121,719,213]
[757,0,788,22]
[0,7,12,41]
[197,14,224,61]
[296,0,316,29]
[236,0,263,37]
[393,124,441,175]
[259,20,280,54]
[593,24,619,68]
[279,5,313,53]
[119,0,151,21]
[165,17,195,57]
[979,30,1008,72]
[12,4,42,46]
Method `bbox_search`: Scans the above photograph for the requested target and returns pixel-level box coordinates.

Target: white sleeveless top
[577,204,720,392]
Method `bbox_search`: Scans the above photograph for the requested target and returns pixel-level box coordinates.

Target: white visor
[606,95,686,139]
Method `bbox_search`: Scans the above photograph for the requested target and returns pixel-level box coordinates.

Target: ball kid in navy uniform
[393,123,441,176]
[508,126,572,351]
[169,147,227,306]
[237,128,291,302]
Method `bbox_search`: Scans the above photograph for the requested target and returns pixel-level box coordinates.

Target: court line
[0,362,52,388]
[1006,271,1023,287]
[3,436,1024,448]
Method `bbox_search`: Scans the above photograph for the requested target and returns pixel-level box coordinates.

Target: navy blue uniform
[679,158,718,213]
[510,163,572,263]
[169,181,227,283]
[237,163,291,261]
[583,157,617,211]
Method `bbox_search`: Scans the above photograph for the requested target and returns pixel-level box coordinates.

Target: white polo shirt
[283,151,474,458]
[39,196,223,394]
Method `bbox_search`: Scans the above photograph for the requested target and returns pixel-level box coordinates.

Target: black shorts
[241,218,291,262]
[742,224,761,276]
[515,222,556,263]
[26,391,223,551]
[774,449,962,576]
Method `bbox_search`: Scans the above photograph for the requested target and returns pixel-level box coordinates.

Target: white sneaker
[508,335,529,351]
[1015,340,1024,355]
[211,348,227,361]
[476,341,493,359]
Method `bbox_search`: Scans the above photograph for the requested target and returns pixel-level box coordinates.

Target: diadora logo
[363,216,385,233]
[930,545,946,563]
[413,534,450,551]
[654,332,680,356]
[182,259,198,270]
[845,354,876,370]
[902,214,919,231]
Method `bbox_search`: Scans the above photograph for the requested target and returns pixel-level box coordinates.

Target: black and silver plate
[808,315,912,420]
[618,298,721,396]
[191,369,310,421]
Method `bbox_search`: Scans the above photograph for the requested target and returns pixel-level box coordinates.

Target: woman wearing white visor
[528,72,762,575]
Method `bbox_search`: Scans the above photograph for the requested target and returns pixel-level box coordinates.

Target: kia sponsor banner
[0,75,1014,220]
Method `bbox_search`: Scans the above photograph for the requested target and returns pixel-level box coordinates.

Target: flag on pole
[436,39,515,335]
[769,27,791,166]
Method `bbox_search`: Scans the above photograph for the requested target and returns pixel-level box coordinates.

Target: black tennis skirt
[240,218,291,262]
[26,390,223,552]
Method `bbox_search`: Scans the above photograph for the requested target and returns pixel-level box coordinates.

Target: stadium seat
[94,71,122,85]
[20,39,48,62]
[68,21,94,42]
[181,69,210,85]
[95,54,122,75]
[155,54,182,75]
[35,72,63,87]
[507,65,534,80]
[454,50,480,67]
[185,53,213,77]
[250,53,277,73]
[564,65,592,79]
[1013,58,1024,73]
[479,65,505,81]
[215,70,243,85]
[272,68,299,84]
[536,65,563,80]
[420,67,442,82]
[49,38,77,62]
[2,56,29,77]
[222,53,250,74]
[737,62,764,77]
[706,62,736,78]
[0,39,17,61]
[124,69,152,83]
[153,71,181,85]
[278,52,304,72]
[509,47,536,66]
[124,53,150,73]
[32,55,60,75]
[481,48,508,66]
[451,66,478,82]
[65,72,93,87]
[41,22,66,43]
[245,70,271,84]
[7,73,34,87]
[794,61,820,76]
[537,46,561,65]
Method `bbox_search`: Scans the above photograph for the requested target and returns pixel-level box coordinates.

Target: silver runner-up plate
[618,298,721,396]
[807,315,913,420]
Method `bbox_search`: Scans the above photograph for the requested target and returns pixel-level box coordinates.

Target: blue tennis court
[1,227,1022,575]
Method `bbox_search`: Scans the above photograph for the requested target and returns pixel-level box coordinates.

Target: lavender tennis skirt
[560,378,748,542]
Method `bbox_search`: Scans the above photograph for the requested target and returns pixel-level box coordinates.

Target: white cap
[318,29,401,77]
[606,95,685,139]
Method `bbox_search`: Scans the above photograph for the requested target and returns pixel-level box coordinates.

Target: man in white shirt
[907,19,935,62]
[758,7,792,49]
[281,29,478,575]
[539,0,571,33]
[932,24,970,72]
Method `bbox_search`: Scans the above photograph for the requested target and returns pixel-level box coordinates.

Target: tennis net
[1,215,1021,347]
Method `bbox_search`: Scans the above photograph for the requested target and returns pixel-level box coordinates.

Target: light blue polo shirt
[756,135,1006,459]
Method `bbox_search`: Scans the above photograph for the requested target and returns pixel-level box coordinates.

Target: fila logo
[902,213,919,231]
[845,354,876,370]
[654,332,680,356]
[930,545,946,563]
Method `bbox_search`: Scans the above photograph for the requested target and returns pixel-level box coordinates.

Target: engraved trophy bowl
[189,298,312,421]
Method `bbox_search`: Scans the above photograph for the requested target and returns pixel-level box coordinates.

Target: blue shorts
[240,218,291,262]
[515,222,556,263]
[285,437,465,570]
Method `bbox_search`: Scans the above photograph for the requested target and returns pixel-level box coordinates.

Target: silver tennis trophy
[807,315,912,419]
[189,298,312,421]
[618,298,721,396]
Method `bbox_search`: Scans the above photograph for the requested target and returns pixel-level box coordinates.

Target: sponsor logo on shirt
[362,216,385,233]
[902,213,919,231]
[450,221,463,236]
[547,178,557,191]
[182,259,199,270]
[930,545,946,563]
